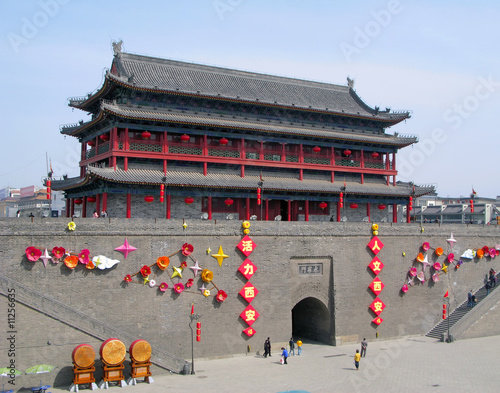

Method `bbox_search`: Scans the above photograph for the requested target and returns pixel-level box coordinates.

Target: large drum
[100,338,126,366]
[72,344,96,368]
[129,339,152,363]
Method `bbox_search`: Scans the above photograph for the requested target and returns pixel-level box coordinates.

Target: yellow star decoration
[441,264,448,273]
[171,266,183,279]
[212,245,229,267]
[183,222,187,229]
[206,247,212,254]
[143,275,150,285]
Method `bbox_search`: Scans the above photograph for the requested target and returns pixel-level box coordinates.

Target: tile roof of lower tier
[67,101,418,148]
[52,166,434,198]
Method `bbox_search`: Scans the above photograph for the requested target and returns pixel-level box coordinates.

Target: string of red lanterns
[160,184,164,203]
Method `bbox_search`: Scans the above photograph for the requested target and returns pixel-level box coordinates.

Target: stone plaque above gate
[298,263,323,275]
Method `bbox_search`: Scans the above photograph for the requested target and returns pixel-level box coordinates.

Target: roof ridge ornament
[347,76,355,89]
[112,39,123,55]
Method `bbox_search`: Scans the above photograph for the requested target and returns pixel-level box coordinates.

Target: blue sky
[1,0,499,198]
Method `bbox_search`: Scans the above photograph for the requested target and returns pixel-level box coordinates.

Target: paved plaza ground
[37,333,499,393]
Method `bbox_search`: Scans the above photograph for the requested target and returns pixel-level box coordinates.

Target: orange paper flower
[435,247,443,256]
[64,255,79,269]
[156,256,170,270]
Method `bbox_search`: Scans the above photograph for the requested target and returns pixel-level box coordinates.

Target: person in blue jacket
[281,347,289,364]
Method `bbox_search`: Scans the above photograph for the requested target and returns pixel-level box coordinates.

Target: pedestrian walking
[354,349,361,370]
[297,339,302,355]
[281,347,289,364]
[263,337,271,358]
[289,337,295,356]
[471,293,476,307]
[467,290,473,307]
[360,338,368,357]
[486,280,491,295]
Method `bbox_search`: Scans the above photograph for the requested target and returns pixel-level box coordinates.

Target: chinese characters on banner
[237,236,258,337]
[367,236,385,325]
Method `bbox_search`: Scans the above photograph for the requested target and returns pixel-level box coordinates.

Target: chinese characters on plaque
[237,235,259,336]
[367,235,385,325]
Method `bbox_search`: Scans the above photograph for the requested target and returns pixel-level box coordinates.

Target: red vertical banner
[368,225,384,326]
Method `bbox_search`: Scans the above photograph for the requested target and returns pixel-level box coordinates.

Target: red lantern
[378,204,386,210]
[87,196,96,203]
[409,196,413,211]
[442,304,447,320]
[343,149,351,156]
[470,199,474,213]
[312,146,321,153]
[257,188,261,205]
[196,322,201,342]
[371,152,379,158]
[185,197,194,205]
[219,137,229,145]
[144,195,154,203]
[74,198,83,205]
[46,180,51,200]
[141,131,151,139]
[319,202,328,209]
[225,198,234,206]
[160,184,164,203]
[339,192,343,208]
[100,134,109,141]
[350,203,358,209]
[180,134,190,142]
[87,140,95,147]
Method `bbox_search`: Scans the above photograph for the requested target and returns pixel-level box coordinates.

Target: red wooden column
[70,198,75,217]
[96,194,101,217]
[246,197,250,221]
[287,200,292,221]
[393,203,398,223]
[281,143,286,162]
[240,138,245,178]
[203,135,208,176]
[208,196,212,220]
[124,128,129,171]
[65,198,70,218]
[110,127,117,168]
[367,203,371,222]
[126,193,131,218]
[406,203,411,223]
[265,199,269,221]
[82,196,87,218]
[337,202,341,222]
[80,143,86,177]
[102,192,108,212]
[360,150,365,168]
[392,153,397,186]
[305,200,309,222]
[166,195,171,219]
[259,141,264,160]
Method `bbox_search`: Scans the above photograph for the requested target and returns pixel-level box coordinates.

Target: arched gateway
[292,297,334,345]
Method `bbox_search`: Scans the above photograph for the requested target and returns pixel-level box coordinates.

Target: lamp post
[446,296,451,343]
[258,180,264,220]
[188,310,201,374]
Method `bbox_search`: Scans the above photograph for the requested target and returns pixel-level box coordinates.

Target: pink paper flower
[78,249,90,264]
[433,262,441,271]
[181,243,194,256]
[422,242,430,251]
[51,247,66,260]
[159,282,169,292]
[174,282,185,294]
[447,253,455,263]
[401,284,409,293]
[180,261,188,269]
[26,246,42,262]
[124,275,132,283]
[186,278,194,288]
[216,290,228,302]
[409,267,417,277]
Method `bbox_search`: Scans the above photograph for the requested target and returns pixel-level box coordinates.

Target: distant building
[0,186,66,217]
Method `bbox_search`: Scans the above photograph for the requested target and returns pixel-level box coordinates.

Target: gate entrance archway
[292,297,333,345]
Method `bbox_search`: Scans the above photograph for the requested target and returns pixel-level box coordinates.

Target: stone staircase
[0,275,188,373]
[426,272,500,340]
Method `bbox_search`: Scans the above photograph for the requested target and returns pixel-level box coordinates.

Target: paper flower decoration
[417,271,425,282]
[447,253,455,263]
[432,273,440,282]
[186,278,194,288]
[461,249,475,259]
[93,255,120,270]
[203,289,211,297]
[373,230,379,236]
[201,269,214,283]
[171,266,183,279]
[78,249,90,264]
[140,265,152,277]
[174,282,185,294]
[435,247,443,256]
[180,261,188,269]
[149,280,156,288]
[372,223,379,231]
[483,246,490,254]
[156,256,170,270]
[433,262,441,271]
[243,229,250,235]
[51,247,65,261]
[114,238,137,259]
[159,282,168,292]
[242,221,250,229]
[490,249,496,258]
[409,267,417,277]
[64,255,78,269]
[416,253,424,263]
[422,242,430,251]
[477,249,484,259]
[40,249,51,267]
[67,221,76,231]
[189,260,203,276]
[124,275,132,283]
[441,264,448,273]
[401,284,409,293]
[26,246,41,262]
[216,290,227,302]
[182,243,194,256]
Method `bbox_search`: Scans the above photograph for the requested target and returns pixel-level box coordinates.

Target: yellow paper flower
[67,221,76,231]
[242,221,250,229]
[243,229,250,235]
[371,223,378,231]
[203,289,211,297]
[201,269,213,283]
[373,230,378,236]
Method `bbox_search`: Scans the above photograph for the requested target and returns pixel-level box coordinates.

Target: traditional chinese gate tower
[54,44,433,220]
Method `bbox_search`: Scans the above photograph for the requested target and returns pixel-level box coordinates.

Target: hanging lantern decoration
[185,197,194,205]
[409,196,413,211]
[319,202,328,209]
[224,198,234,206]
[100,134,109,141]
[371,152,379,158]
[46,179,51,200]
[87,140,95,147]
[377,204,386,210]
[219,137,229,145]
[87,196,96,203]
[350,203,358,209]
[144,195,154,203]
[469,199,474,213]
[343,149,352,156]
[339,192,343,208]
[257,188,261,205]
[141,131,151,139]
[180,134,190,142]
[312,146,321,153]
[160,184,164,203]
